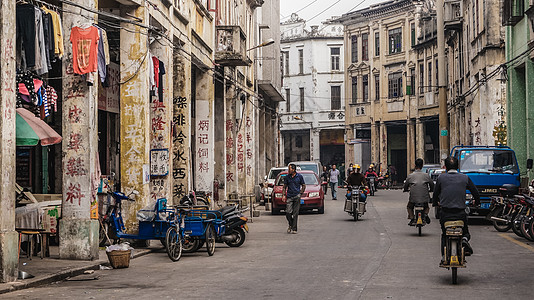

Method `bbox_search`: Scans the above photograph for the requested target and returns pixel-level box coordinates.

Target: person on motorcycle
[364,165,378,191]
[346,164,367,202]
[433,156,480,258]
[403,158,434,226]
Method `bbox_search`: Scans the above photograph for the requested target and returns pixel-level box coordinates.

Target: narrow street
[6,190,534,300]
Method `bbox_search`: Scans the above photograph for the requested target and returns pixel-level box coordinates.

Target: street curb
[0,247,163,295]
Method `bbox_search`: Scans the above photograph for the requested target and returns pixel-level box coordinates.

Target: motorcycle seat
[216,205,237,217]
[444,220,464,228]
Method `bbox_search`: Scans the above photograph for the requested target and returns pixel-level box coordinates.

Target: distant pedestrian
[329,164,340,200]
[321,165,329,194]
[283,164,306,234]
[339,163,346,185]
[389,164,398,186]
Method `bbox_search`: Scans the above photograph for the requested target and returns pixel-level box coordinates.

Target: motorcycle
[344,185,367,221]
[410,203,427,236]
[367,176,376,196]
[440,220,466,284]
[376,174,390,190]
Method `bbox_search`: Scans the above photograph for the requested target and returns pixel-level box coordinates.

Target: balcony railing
[215,26,251,66]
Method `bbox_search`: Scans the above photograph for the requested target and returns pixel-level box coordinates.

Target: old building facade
[0,0,279,282]
[279,14,346,167]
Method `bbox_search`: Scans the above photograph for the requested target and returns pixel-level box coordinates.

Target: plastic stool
[18,231,44,260]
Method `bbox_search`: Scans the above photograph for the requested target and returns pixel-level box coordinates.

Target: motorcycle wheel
[224,227,246,247]
[418,225,422,236]
[512,216,525,238]
[165,227,183,262]
[492,207,512,232]
[528,218,534,242]
[197,197,209,207]
[520,217,534,242]
[452,268,458,284]
[205,224,216,256]
[99,223,109,247]
[182,237,200,253]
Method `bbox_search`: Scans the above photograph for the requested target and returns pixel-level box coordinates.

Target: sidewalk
[0,244,162,295]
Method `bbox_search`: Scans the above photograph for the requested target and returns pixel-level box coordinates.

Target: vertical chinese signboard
[195,100,214,192]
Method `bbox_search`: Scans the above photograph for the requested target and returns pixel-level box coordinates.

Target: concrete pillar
[371,122,379,165]
[194,71,214,193]
[0,0,19,282]
[379,121,388,172]
[310,129,320,162]
[245,96,255,195]
[237,94,248,195]
[225,82,237,196]
[149,33,173,204]
[214,75,226,201]
[119,5,151,232]
[416,118,425,160]
[60,1,99,260]
[407,119,416,172]
[258,107,266,182]
[171,52,191,204]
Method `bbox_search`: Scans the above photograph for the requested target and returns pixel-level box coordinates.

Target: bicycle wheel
[197,197,209,206]
[205,224,216,256]
[165,227,183,262]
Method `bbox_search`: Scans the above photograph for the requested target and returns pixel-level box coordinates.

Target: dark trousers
[440,208,470,255]
[286,195,301,231]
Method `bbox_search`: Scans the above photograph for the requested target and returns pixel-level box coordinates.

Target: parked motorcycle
[440,220,466,284]
[376,174,390,190]
[344,185,367,221]
[410,203,427,236]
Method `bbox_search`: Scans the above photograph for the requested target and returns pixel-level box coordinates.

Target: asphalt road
[6,189,534,299]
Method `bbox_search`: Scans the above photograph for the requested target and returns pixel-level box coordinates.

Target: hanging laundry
[41,6,64,59]
[93,25,107,84]
[41,86,50,118]
[41,8,55,65]
[70,26,100,75]
[34,7,49,75]
[158,60,165,102]
[149,53,155,92]
[152,56,160,89]
[45,85,58,112]
[16,4,37,68]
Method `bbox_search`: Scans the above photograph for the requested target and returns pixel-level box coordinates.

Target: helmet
[355,164,361,169]
[369,164,374,168]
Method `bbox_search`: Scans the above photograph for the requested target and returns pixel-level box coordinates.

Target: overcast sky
[280,0,384,26]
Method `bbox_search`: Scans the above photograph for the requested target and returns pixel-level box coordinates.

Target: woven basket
[106,250,131,269]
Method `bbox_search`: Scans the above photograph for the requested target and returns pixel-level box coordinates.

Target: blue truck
[447,145,521,216]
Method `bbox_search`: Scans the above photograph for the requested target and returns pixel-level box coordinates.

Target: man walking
[329,164,340,200]
[404,158,434,225]
[283,164,306,234]
[433,156,480,260]
[321,165,329,194]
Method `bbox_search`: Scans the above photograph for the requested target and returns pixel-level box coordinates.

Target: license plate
[300,199,304,204]
[481,202,491,209]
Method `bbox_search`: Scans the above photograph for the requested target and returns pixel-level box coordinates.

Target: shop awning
[16,108,62,146]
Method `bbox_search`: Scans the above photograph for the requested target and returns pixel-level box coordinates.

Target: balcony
[215,26,252,66]
[444,0,463,31]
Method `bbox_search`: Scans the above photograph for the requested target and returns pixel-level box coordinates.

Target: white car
[261,167,286,203]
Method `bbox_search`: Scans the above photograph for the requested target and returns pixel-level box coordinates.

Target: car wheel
[272,207,280,215]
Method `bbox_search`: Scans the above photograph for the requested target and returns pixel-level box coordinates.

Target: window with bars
[363,75,369,102]
[419,63,424,93]
[388,72,403,98]
[331,48,340,71]
[331,86,341,110]
[362,34,368,61]
[411,23,415,47]
[299,87,305,112]
[352,77,358,104]
[298,49,304,74]
[375,32,380,56]
[428,62,432,92]
[407,68,415,95]
[284,52,289,75]
[286,88,290,112]
[375,74,380,101]
[351,35,358,63]
[388,28,402,54]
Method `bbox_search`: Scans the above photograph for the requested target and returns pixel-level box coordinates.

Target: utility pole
[437,0,450,160]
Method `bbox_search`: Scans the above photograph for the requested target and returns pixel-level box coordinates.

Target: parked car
[260,167,287,203]
[271,170,325,215]
[289,161,322,176]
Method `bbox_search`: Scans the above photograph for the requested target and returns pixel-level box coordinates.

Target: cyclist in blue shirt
[283,164,306,234]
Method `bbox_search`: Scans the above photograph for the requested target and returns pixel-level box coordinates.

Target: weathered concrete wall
[60,0,99,260]
[119,5,151,232]
[194,71,214,193]
[225,82,237,196]
[0,0,19,282]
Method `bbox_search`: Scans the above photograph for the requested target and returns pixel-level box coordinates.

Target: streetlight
[247,38,275,51]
